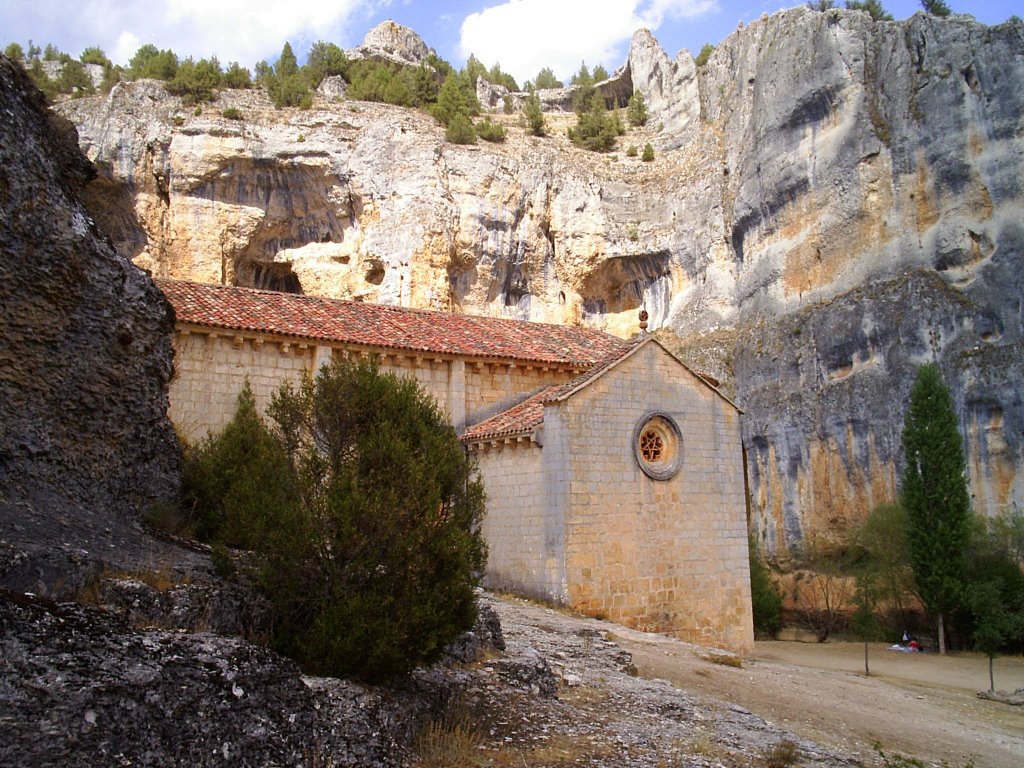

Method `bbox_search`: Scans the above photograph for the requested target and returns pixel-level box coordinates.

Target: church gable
[473,338,753,654]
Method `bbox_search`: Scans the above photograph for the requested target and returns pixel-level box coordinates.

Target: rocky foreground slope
[56,8,1024,554]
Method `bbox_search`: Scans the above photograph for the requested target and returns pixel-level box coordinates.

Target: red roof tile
[158,280,625,366]
[460,385,562,442]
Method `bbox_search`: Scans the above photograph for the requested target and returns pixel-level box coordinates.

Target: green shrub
[845,0,893,21]
[4,42,24,62]
[626,145,638,157]
[222,107,243,120]
[263,358,487,682]
[627,91,647,126]
[166,56,223,103]
[474,117,506,142]
[180,382,295,551]
[567,98,618,152]
[446,113,477,144]
[223,62,252,89]
[303,40,348,86]
[749,534,784,638]
[522,89,546,136]
[128,44,179,80]
[641,142,655,161]
[183,361,487,683]
[694,43,715,67]
[533,66,562,89]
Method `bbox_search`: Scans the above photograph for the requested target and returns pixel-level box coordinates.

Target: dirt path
[613,633,1024,768]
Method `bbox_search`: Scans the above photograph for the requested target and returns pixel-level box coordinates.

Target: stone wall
[474,440,565,599]
[555,344,752,654]
[169,330,316,439]
[168,326,580,442]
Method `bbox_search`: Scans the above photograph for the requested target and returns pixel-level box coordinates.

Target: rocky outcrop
[0,54,183,590]
[347,20,434,67]
[0,590,454,767]
[55,9,1024,553]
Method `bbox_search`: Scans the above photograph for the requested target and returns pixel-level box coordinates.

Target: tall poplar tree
[900,362,970,654]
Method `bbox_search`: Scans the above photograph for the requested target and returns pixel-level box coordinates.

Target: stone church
[159,279,754,653]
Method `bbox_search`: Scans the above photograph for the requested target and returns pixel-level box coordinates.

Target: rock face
[0,590,447,767]
[0,55,182,589]
[55,9,1024,554]
[347,20,434,66]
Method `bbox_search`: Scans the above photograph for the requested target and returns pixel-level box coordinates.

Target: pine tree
[533,66,562,89]
[900,363,970,654]
[523,89,546,136]
[845,0,893,21]
[921,0,952,17]
[627,91,648,126]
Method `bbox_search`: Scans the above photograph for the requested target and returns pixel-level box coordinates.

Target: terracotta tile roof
[460,385,563,442]
[157,280,625,366]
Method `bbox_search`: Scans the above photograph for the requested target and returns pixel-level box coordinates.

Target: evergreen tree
[694,43,715,67]
[79,46,111,68]
[58,59,94,96]
[592,63,609,81]
[276,42,299,78]
[845,0,893,21]
[4,42,24,62]
[223,62,252,89]
[568,96,618,152]
[265,42,311,109]
[900,363,970,654]
[129,44,179,80]
[304,41,348,86]
[627,91,648,126]
[641,142,655,161]
[474,117,506,142]
[533,66,562,89]
[748,535,783,638]
[486,62,518,91]
[432,70,477,127]
[445,112,477,144]
[522,89,546,136]
[264,358,487,682]
[570,62,592,86]
[921,0,952,16]
[167,56,223,103]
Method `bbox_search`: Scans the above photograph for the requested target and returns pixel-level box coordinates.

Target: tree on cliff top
[900,362,970,654]
[921,0,952,17]
[532,66,562,89]
[845,1,893,21]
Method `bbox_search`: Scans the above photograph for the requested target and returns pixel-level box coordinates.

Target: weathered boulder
[0,55,184,590]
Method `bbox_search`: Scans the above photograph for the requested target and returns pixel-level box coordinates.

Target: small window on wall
[633,412,682,480]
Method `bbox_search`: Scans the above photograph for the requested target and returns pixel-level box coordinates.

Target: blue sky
[1,1,1019,86]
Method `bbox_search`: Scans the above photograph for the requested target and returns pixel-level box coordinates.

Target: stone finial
[639,308,649,333]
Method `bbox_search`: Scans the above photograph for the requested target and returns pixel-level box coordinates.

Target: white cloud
[459,0,716,86]
[15,0,385,67]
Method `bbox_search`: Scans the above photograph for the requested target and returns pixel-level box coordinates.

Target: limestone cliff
[55,10,1024,555]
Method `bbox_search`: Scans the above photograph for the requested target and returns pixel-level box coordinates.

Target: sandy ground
[612,632,1024,767]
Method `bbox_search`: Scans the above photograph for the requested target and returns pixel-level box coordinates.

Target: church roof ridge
[158,279,626,366]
